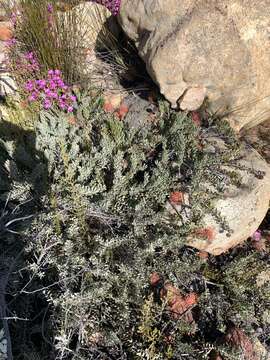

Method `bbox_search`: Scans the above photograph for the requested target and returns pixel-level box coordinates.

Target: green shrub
[1,94,269,359]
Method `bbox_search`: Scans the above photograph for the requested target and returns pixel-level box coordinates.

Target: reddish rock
[191,111,201,126]
[149,272,162,287]
[103,101,115,113]
[0,22,12,41]
[224,327,259,360]
[194,227,216,242]
[169,191,184,205]
[115,103,129,120]
[160,283,197,322]
[197,250,209,260]
[68,116,77,125]
[209,351,223,360]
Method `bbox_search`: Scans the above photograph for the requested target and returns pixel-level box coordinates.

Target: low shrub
[1,94,269,359]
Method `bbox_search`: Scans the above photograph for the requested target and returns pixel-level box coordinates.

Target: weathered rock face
[118,0,270,131]
[242,119,270,164]
[188,142,270,255]
[0,8,17,95]
[163,134,270,255]
[70,2,120,49]
[0,21,12,41]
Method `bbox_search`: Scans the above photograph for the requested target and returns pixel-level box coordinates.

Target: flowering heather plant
[91,0,121,15]
[252,230,262,242]
[46,2,54,29]
[5,0,88,85]
[4,44,42,92]
[47,3,53,13]
[20,51,40,73]
[24,69,77,112]
[4,0,128,106]
[11,10,19,26]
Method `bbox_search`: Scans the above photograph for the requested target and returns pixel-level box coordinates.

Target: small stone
[256,269,270,287]
[251,237,266,252]
[224,327,259,360]
[149,272,162,287]
[191,111,201,126]
[68,2,120,48]
[197,250,209,260]
[0,73,17,96]
[115,103,129,120]
[160,283,198,322]
[103,101,114,113]
[209,351,224,360]
[179,86,206,111]
[169,191,184,205]
[0,22,12,41]
[103,92,124,110]
[194,227,216,242]
[88,332,104,345]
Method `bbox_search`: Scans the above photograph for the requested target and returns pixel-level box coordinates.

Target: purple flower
[24,68,76,113]
[44,88,52,95]
[36,79,46,89]
[28,92,38,102]
[5,38,16,47]
[11,11,20,26]
[56,79,65,88]
[43,99,52,109]
[48,80,57,89]
[91,0,121,16]
[47,3,53,13]
[252,230,262,242]
[25,52,34,60]
[50,92,59,99]
[69,95,77,102]
[22,52,40,72]
[58,101,66,110]
[24,80,35,92]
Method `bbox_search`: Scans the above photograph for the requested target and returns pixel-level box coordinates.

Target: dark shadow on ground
[241,119,270,164]
[0,117,56,359]
[93,16,159,99]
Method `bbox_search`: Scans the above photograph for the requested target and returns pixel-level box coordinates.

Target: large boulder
[118,0,270,131]
[242,119,270,164]
[163,135,270,255]
[189,141,270,255]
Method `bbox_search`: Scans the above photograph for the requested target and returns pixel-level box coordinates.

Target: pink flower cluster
[22,52,40,72]
[24,70,76,112]
[47,3,54,28]
[11,11,18,26]
[5,37,16,49]
[252,230,262,242]
[5,48,40,72]
[4,48,40,80]
[47,3,53,13]
[91,0,121,16]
